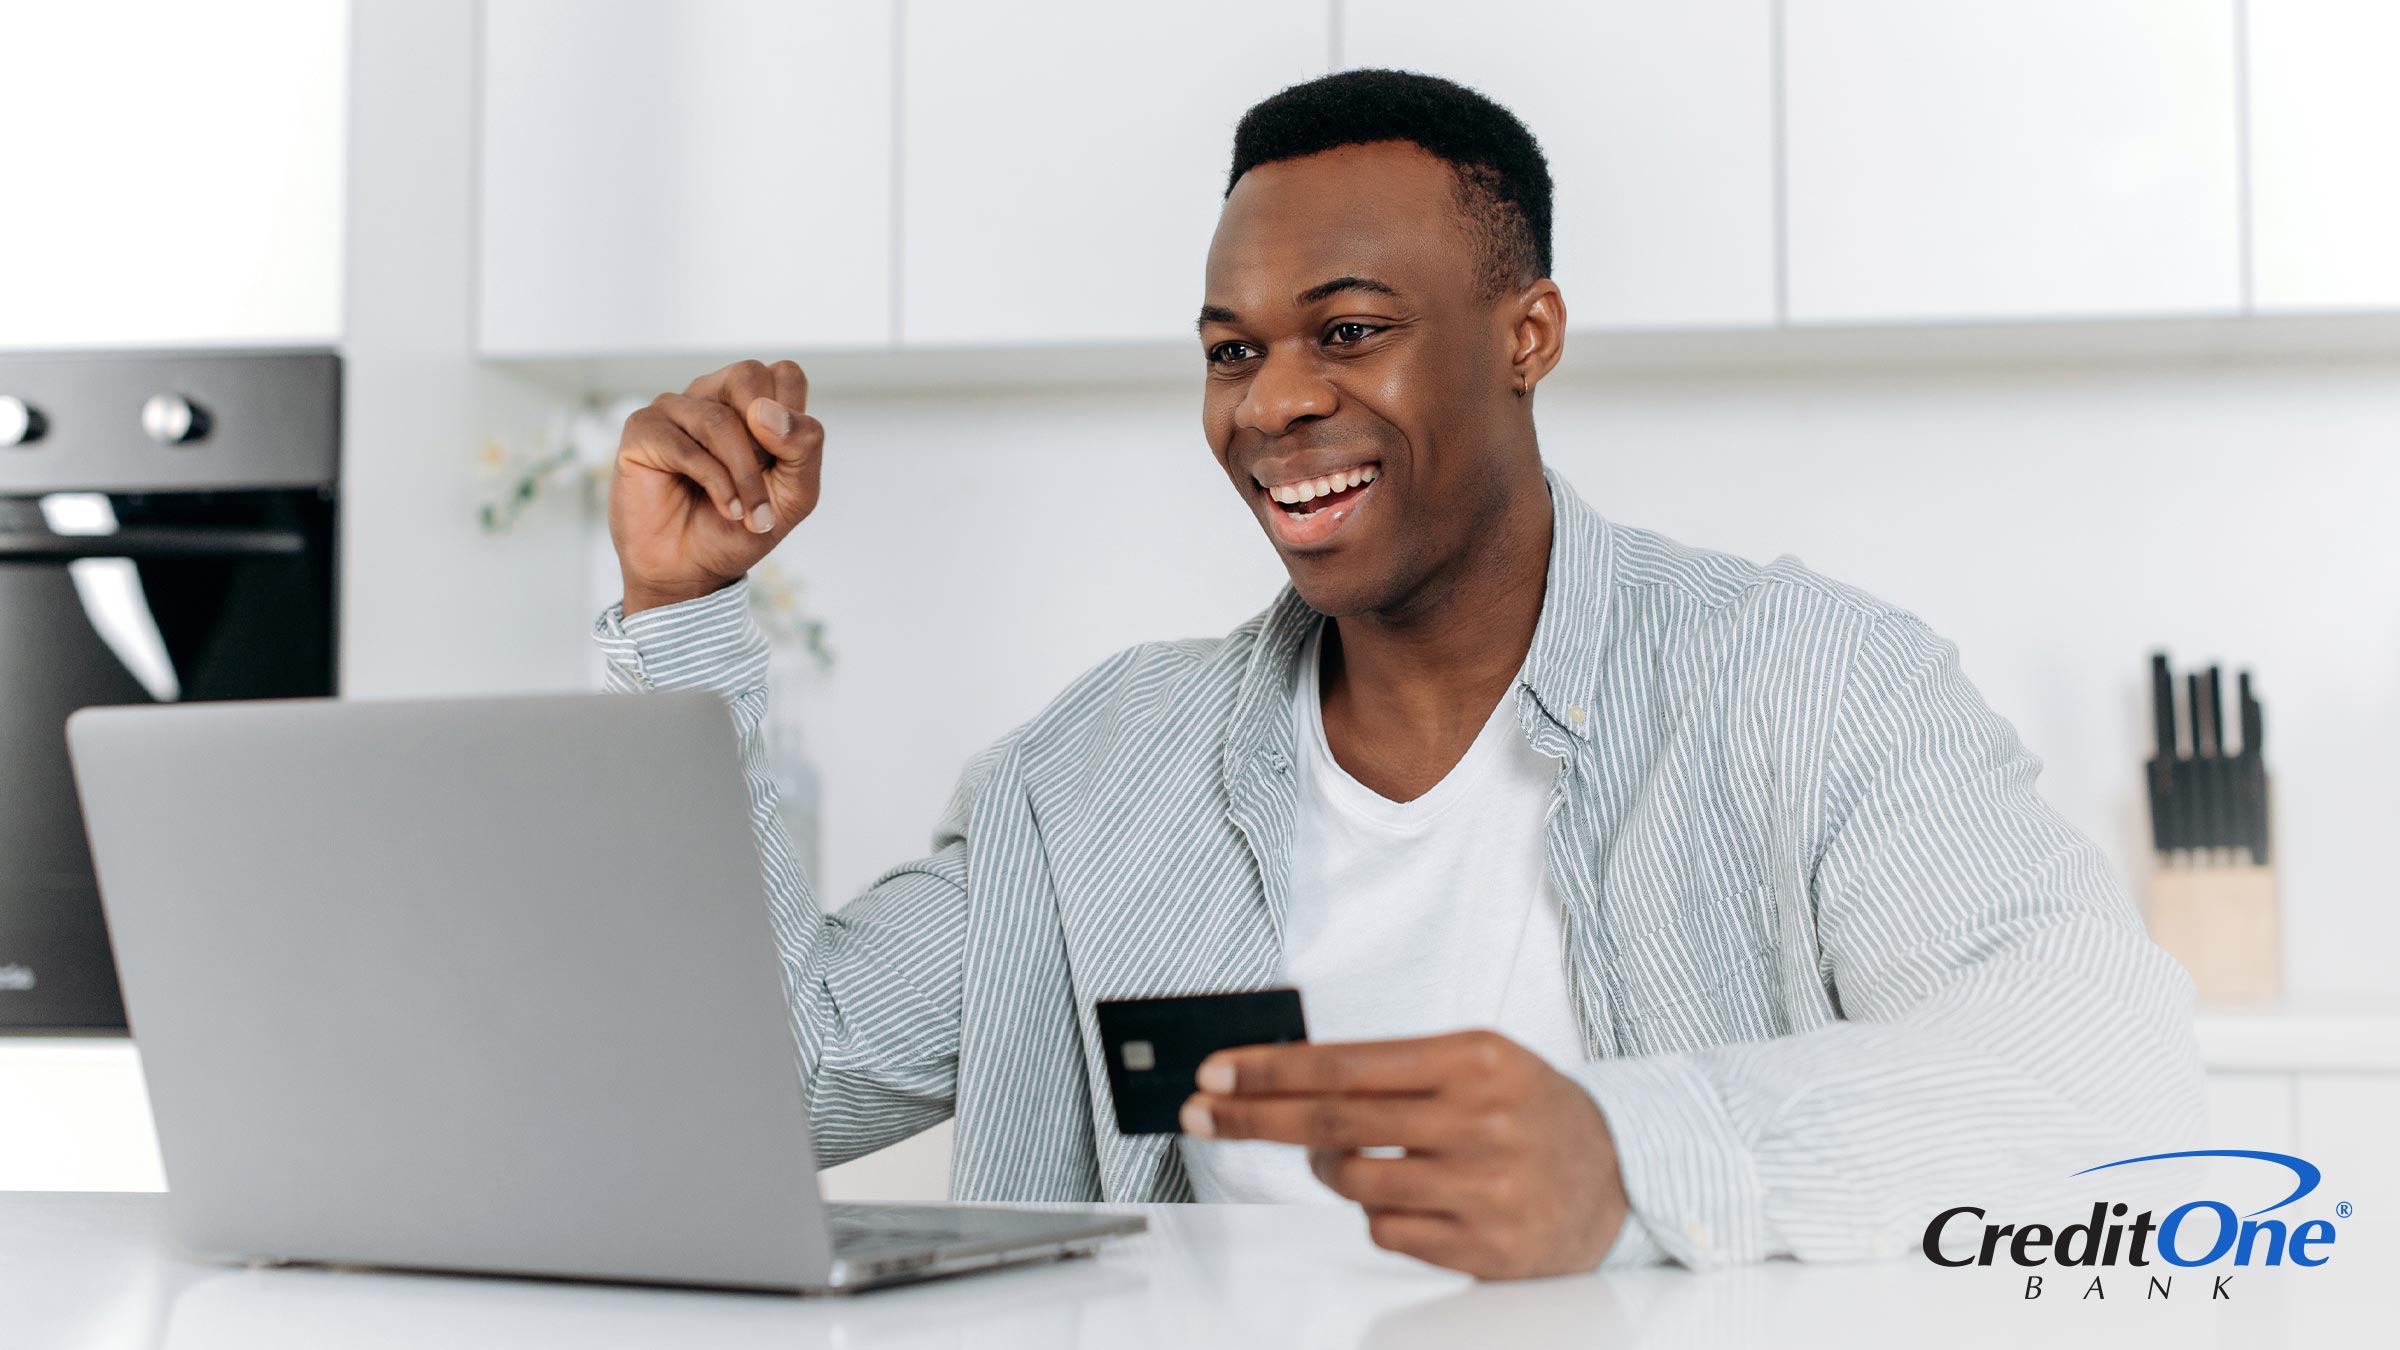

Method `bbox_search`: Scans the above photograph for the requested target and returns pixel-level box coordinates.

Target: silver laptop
[65,690,1141,1293]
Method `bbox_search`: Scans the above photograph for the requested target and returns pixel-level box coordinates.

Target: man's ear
[1505,278,1567,397]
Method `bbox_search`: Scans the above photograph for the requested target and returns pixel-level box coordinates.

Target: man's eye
[1207,342,1257,365]
[1325,322,1382,346]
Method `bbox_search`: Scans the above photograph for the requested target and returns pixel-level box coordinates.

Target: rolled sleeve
[1577,1054,1766,1267]
[593,579,767,698]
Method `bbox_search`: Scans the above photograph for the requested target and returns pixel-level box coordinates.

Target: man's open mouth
[1262,463,1379,519]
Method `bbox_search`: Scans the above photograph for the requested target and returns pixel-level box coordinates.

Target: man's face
[1201,141,1525,618]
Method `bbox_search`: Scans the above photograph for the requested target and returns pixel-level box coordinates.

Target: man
[596,70,2203,1278]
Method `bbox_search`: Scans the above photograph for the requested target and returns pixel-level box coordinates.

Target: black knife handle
[2186,673,2214,850]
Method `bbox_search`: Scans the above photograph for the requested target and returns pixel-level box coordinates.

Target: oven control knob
[0,395,45,446]
[141,393,211,445]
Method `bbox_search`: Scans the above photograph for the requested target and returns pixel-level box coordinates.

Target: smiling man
[595,70,2204,1278]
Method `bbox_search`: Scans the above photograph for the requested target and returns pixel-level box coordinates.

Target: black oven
[0,350,338,1031]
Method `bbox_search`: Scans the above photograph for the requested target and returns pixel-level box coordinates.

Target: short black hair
[1226,68,1553,300]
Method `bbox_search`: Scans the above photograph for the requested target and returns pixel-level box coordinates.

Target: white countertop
[2187,998,2400,1073]
[4,1191,2385,1349]
[8,1000,2397,1195]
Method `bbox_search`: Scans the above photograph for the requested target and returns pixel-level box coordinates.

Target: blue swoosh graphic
[2072,1149,2321,1218]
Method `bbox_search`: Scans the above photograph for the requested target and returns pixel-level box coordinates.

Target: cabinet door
[1784,0,2242,323]
[1340,0,1776,331]
[2249,0,2400,310]
[901,1,1328,347]
[479,0,894,355]
[0,2,345,349]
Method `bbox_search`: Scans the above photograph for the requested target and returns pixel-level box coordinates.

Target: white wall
[617,356,2400,1003]
[341,0,593,699]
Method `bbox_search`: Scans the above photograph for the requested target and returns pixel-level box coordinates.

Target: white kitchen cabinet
[1339,0,1776,331]
[900,1,1328,348]
[1783,0,2243,324]
[2248,0,2400,311]
[0,2,346,350]
[478,0,895,356]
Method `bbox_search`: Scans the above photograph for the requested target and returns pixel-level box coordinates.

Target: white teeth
[1262,464,1379,505]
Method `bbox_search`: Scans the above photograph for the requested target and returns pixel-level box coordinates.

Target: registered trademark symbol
[2336,1201,2353,1218]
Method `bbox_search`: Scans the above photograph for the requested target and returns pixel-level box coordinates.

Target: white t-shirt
[1180,620,1585,1203]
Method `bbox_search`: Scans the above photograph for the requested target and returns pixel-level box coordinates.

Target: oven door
[0,490,334,1030]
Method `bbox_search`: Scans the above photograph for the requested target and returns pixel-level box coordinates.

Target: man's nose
[1235,349,1336,437]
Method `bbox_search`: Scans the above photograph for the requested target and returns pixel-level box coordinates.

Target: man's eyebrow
[1296,275,1400,306]
[1195,277,1405,333]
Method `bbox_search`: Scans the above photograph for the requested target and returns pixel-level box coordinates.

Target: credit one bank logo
[1922,1150,2348,1300]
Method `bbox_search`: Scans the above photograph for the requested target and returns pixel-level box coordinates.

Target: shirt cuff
[1572,1053,1770,1269]
[592,578,769,698]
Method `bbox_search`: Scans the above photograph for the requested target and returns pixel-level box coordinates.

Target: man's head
[1202,69,1565,620]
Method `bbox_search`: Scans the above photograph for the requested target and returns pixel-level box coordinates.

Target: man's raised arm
[592,359,992,1167]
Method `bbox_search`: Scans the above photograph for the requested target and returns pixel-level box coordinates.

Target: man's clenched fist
[610,358,824,615]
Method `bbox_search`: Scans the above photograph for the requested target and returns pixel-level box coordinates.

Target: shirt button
[1684,1220,1711,1250]
[1567,705,1587,727]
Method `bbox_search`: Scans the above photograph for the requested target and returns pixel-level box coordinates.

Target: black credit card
[1094,987,1309,1135]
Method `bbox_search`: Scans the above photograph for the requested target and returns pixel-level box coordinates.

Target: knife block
[2146,861,2279,999]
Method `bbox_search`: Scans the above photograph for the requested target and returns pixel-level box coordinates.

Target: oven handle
[0,527,308,561]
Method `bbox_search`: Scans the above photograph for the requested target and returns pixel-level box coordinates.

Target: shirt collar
[1220,463,1617,782]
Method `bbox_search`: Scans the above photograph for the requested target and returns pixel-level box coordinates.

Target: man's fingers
[683,358,806,416]
[1184,1090,1456,1151]
[1363,1209,1475,1270]
[769,358,808,416]
[681,357,764,404]
[619,409,739,519]
[1199,1031,1506,1098]
[653,394,774,532]
[1307,1148,1488,1213]
[745,398,820,466]
[746,407,824,537]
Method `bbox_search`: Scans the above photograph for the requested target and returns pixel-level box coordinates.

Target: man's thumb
[746,397,804,452]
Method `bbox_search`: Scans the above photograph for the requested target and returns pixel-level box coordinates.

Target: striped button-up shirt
[593,464,2204,1268]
